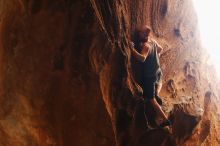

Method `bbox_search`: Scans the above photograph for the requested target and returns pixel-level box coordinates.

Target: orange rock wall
[0,0,219,146]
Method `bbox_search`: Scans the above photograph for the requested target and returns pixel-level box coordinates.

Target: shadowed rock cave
[0,0,220,146]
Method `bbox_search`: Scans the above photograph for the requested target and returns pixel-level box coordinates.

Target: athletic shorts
[142,72,162,101]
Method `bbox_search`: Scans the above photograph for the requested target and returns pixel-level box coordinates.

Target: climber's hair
[132,25,151,52]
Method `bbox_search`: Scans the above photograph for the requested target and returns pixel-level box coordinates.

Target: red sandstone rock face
[0,0,219,146]
[0,0,114,146]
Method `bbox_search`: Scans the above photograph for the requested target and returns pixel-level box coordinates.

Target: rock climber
[130,25,171,128]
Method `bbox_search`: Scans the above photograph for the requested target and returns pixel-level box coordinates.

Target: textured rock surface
[0,0,219,146]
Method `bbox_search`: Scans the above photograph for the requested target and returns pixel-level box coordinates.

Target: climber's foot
[159,119,172,128]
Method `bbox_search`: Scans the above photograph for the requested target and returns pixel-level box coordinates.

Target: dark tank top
[142,40,161,78]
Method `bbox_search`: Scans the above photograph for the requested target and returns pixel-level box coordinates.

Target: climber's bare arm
[154,40,163,56]
[130,42,149,62]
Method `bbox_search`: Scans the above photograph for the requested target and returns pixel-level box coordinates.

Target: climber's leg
[155,72,163,105]
[155,80,162,96]
[143,77,171,127]
[149,98,167,121]
[149,99,171,127]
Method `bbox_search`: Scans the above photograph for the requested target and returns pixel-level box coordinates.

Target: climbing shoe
[159,120,172,128]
